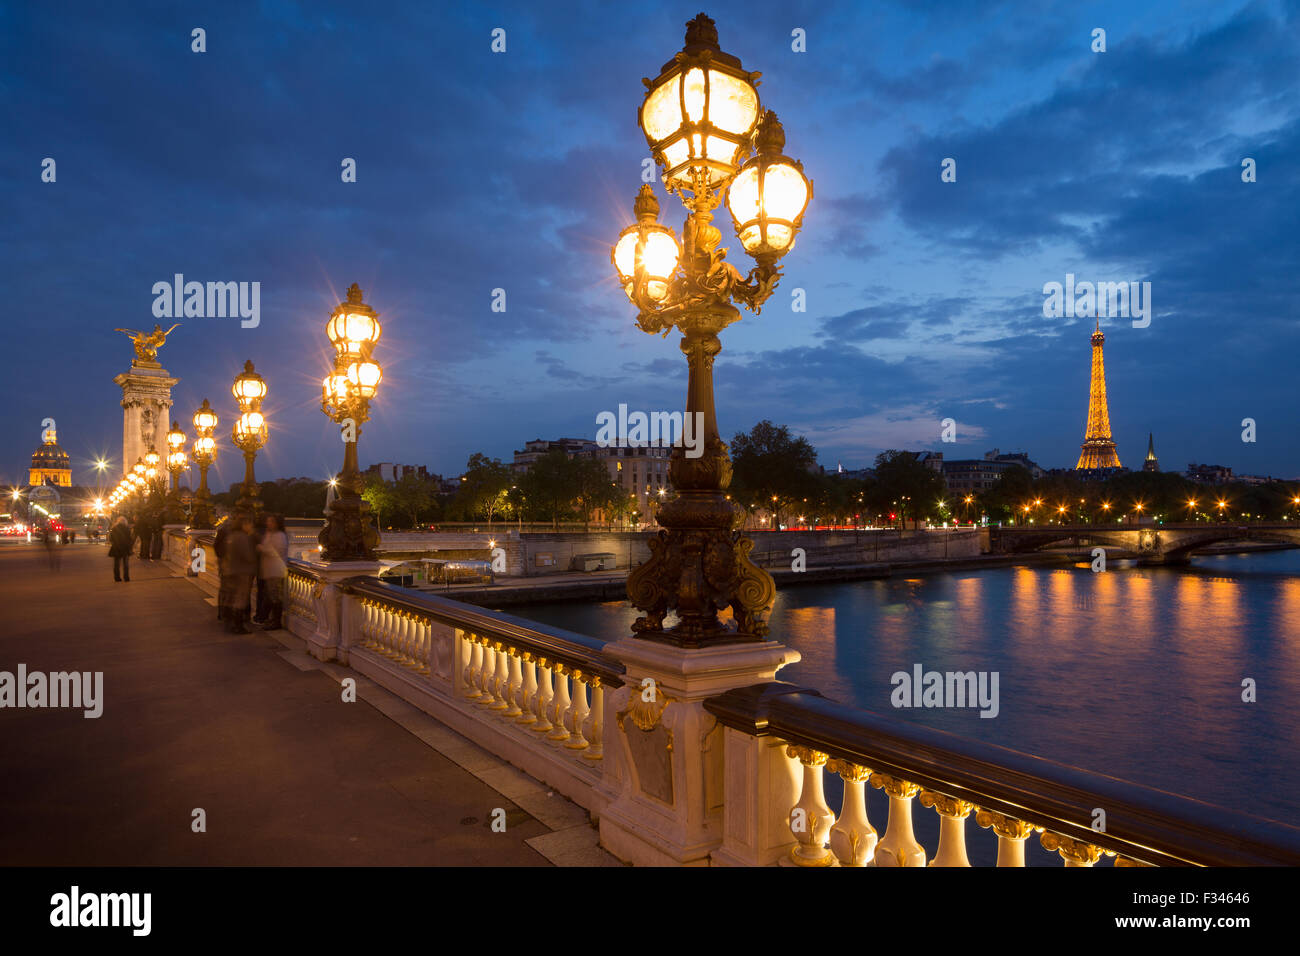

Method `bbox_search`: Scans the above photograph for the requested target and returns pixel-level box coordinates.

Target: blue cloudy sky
[3,0,1298,490]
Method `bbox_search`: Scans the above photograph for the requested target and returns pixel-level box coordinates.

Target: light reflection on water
[505,549,1300,822]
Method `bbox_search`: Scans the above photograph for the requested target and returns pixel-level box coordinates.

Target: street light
[615,13,809,646]
[319,283,383,561]
[231,360,268,513]
[190,399,218,529]
[163,421,189,523]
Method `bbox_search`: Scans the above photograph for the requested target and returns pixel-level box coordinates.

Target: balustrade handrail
[706,682,1300,866]
[339,574,626,686]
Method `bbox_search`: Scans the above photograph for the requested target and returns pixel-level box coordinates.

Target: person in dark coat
[214,514,235,622]
[223,514,258,634]
[108,515,132,582]
[135,514,151,559]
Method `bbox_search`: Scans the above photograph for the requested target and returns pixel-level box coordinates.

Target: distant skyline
[4,0,1299,489]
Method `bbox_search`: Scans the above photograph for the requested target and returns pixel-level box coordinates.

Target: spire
[1146,433,1156,459]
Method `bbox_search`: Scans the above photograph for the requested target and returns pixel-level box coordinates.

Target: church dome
[31,441,70,470]
[30,426,72,486]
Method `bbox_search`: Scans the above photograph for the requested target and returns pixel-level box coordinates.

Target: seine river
[506,549,1300,826]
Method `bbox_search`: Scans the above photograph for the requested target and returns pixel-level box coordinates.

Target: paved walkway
[0,540,615,865]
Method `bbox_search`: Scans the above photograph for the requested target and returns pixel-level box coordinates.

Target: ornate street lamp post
[164,421,189,523]
[613,14,810,647]
[190,398,218,530]
[231,361,268,514]
[318,283,383,560]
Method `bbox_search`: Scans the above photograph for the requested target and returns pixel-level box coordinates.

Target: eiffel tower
[1075,321,1122,470]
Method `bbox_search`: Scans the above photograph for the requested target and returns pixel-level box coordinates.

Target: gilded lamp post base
[627,486,776,648]
[318,492,380,562]
[189,485,214,530]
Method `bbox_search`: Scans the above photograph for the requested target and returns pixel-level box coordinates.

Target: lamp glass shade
[613,231,639,284]
[640,231,679,300]
[727,156,810,256]
[328,311,380,354]
[194,407,218,432]
[233,368,267,403]
[641,62,759,188]
[346,360,382,398]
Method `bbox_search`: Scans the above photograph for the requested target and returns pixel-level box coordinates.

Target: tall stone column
[114,365,178,488]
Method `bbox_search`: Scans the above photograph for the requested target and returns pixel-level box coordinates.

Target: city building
[597,444,672,514]
[934,449,1044,493]
[1143,434,1159,472]
[1076,321,1122,470]
[511,438,596,473]
[1186,463,1233,484]
[29,424,73,487]
[364,462,430,482]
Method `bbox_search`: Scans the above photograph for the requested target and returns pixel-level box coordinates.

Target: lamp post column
[598,13,810,866]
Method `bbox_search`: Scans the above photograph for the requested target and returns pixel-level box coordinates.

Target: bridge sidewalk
[0,541,617,866]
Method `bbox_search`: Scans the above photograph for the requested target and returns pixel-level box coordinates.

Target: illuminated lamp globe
[326,284,381,358]
[612,185,680,302]
[345,360,382,399]
[726,111,811,259]
[638,14,761,190]
[232,360,267,408]
[193,399,218,434]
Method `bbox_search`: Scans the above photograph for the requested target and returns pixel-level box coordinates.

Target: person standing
[257,514,289,629]
[214,514,234,622]
[108,515,132,582]
[223,513,258,634]
[136,513,151,560]
[251,517,269,624]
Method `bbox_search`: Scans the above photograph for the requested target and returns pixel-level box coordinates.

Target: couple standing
[217,513,289,633]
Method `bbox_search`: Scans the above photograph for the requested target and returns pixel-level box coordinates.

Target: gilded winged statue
[114,323,180,363]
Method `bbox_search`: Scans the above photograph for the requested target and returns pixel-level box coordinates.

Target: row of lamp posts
[108,12,808,614]
[107,284,383,560]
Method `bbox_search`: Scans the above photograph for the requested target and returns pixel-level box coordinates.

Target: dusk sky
[4,0,1298,491]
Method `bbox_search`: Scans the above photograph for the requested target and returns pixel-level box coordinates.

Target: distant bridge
[988,523,1300,565]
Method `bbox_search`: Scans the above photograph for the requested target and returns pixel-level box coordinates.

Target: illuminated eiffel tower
[1075,320,1122,470]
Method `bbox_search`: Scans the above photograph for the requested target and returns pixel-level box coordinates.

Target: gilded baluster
[975,809,1034,867]
[415,618,431,675]
[919,790,974,867]
[547,664,572,742]
[504,649,523,717]
[517,653,538,724]
[489,643,510,710]
[478,640,498,705]
[394,610,409,660]
[582,679,604,760]
[463,635,483,698]
[564,671,590,750]
[827,759,876,866]
[1040,831,1103,867]
[480,643,501,707]
[786,745,835,866]
[531,659,555,733]
[871,773,927,867]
